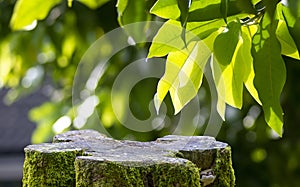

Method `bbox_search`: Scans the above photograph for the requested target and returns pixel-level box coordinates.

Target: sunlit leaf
[252,15,286,136]
[151,0,253,22]
[154,41,211,114]
[212,21,244,109]
[281,4,297,27]
[217,94,226,121]
[239,26,262,105]
[187,0,242,22]
[275,9,300,59]
[148,20,185,58]
[210,54,226,120]
[148,19,224,59]
[68,0,72,7]
[10,0,61,30]
[186,19,224,41]
[78,0,110,9]
[150,0,180,20]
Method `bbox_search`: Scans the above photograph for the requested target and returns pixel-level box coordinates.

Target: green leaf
[239,25,262,105]
[214,21,241,65]
[251,15,286,136]
[209,54,226,120]
[212,21,244,109]
[68,0,72,7]
[177,0,191,45]
[78,0,110,9]
[286,0,300,18]
[186,19,224,41]
[177,0,191,26]
[148,20,185,58]
[187,0,242,22]
[148,18,225,59]
[117,0,151,25]
[10,0,61,31]
[116,0,151,41]
[116,0,128,14]
[220,0,229,24]
[150,0,251,22]
[277,20,300,59]
[275,8,300,59]
[217,93,226,121]
[281,4,297,27]
[150,0,180,20]
[235,0,256,14]
[262,0,277,21]
[154,41,211,114]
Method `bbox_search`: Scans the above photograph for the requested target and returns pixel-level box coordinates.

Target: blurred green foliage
[0,0,300,186]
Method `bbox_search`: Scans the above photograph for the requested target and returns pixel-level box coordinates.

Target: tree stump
[22,130,235,186]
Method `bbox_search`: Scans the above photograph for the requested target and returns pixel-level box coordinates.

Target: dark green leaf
[214,21,241,65]
[177,0,191,46]
[251,14,286,136]
[117,0,152,41]
[286,0,300,18]
[254,0,266,13]
[220,0,229,24]
[261,0,278,21]
[117,0,151,25]
[177,0,191,27]
[235,0,256,14]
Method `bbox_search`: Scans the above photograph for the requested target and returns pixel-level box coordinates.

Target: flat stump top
[23,130,235,187]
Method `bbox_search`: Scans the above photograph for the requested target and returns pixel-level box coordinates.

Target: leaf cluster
[3,0,300,139]
[148,0,300,136]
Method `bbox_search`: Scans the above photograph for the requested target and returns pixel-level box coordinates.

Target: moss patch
[22,130,235,186]
[75,156,200,187]
[22,144,84,187]
[210,146,235,187]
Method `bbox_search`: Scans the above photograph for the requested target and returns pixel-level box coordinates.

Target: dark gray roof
[0,88,48,153]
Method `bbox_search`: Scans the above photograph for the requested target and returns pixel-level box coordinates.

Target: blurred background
[0,0,300,186]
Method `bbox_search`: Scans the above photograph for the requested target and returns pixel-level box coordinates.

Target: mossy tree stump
[23,130,235,186]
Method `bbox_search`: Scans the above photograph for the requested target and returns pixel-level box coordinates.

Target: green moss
[22,147,84,187]
[75,157,201,187]
[22,131,235,186]
[152,161,201,187]
[211,146,235,187]
[76,157,149,186]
